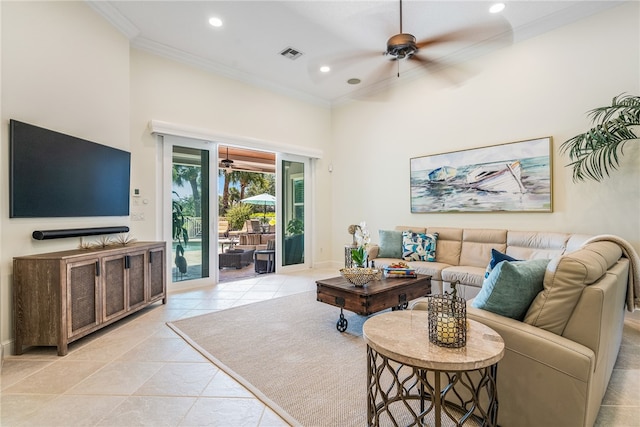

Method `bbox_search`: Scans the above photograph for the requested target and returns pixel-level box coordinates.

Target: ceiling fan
[311,0,512,92]
[220,146,234,170]
[385,0,422,63]
[380,0,506,78]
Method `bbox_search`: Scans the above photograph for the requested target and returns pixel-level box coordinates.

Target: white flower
[355,221,371,249]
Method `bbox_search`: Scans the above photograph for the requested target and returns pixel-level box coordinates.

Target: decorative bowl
[339,267,381,287]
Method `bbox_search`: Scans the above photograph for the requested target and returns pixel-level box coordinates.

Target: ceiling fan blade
[408,54,468,86]
[415,20,513,50]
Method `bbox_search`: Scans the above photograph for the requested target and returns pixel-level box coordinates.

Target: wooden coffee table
[316,274,431,332]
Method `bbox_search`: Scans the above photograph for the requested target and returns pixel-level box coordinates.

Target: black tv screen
[10,120,131,218]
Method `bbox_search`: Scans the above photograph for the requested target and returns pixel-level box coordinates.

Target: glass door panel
[171,146,210,282]
[281,160,305,266]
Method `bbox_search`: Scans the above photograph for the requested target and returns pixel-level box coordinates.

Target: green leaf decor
[560,94,639,182]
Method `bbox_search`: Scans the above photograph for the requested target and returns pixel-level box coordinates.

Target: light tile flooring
[2,268,639,426]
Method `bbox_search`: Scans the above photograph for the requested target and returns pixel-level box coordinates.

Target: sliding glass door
[163,136,214,287]
[279,155,309,269]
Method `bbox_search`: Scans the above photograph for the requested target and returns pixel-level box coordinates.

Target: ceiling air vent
[280,47,303,60]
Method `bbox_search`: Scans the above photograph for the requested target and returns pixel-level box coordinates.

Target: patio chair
[249,219,262,234]
[254,239,276,273]
[228,220,249,239]
[218,219,230,239]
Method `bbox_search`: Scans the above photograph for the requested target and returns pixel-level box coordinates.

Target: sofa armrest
[467,304,594,382]
[468,304,599,426]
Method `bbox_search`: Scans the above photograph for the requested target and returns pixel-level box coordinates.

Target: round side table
[363,310,505,427]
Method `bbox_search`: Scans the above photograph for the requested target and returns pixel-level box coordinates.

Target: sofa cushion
[506,230,570,260]
[459,229,508,268]
[441,266,486,289]
[472,258,549,320]
[485,249,520,278]
[427,227,463,266]
[407,261,450,281]
[402,231,438,262]
[378,230,403,258]
[524,241,622,335]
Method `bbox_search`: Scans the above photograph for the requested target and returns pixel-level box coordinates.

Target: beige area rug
[167,291,369,426]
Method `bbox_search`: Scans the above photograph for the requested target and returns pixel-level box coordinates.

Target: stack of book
[383,267,417,278]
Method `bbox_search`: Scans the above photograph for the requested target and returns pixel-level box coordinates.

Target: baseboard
[1,339,11,369]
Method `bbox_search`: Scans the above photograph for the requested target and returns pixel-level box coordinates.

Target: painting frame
[410,137,553,213]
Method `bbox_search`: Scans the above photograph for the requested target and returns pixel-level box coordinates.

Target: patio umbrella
[240,193,276,220]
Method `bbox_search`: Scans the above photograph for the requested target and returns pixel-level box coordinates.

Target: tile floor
[1,268,639,426]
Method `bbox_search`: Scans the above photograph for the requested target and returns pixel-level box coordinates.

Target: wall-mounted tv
[10,120,131,218]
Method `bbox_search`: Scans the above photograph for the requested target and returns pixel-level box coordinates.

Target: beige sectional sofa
[368,226,636,427]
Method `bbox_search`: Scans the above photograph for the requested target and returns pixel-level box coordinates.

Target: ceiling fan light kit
[221,146,234,170]
[386,33,418,60]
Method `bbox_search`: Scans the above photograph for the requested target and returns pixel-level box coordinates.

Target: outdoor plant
[560,94,639,182]
[286,218,304,235]
[172,192,189,246]
[226,203,253,230]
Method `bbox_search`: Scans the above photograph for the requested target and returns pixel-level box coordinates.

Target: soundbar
[32,226,130,240]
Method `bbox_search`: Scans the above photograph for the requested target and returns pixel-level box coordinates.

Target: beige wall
[0,1,638,356]
[1,1,131,355]
[330,2,639,255]
[0,1,332,354]
[127,49,332,246]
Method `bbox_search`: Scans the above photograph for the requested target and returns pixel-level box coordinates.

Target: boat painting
[410,137,552,213]
[466,161,525,193]
[428,166,457,182]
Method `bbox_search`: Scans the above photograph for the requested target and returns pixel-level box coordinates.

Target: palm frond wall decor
[560,94,639,182]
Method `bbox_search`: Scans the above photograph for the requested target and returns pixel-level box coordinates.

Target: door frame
[152,121,322,289]
[161,135,216,291]
[277,153,313,272]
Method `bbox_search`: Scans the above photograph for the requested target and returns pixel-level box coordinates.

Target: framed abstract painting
[410,137,553,213]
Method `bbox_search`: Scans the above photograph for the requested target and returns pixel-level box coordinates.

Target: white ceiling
[88,0,622,106]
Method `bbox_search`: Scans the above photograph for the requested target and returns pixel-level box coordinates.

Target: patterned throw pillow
[402,231,439,262]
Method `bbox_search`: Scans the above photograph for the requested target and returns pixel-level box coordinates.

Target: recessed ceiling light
[320,66,331,73]
[347,78,361,85]
[209,16,223,27]
[489,3,505,14]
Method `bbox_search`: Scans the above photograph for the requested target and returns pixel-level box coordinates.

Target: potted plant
[284,218,304,265]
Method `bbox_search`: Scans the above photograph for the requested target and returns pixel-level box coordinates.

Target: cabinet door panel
[149,248,165,302]
[103,256,126,321]
[128,252,146,309]
[68,260,99,338]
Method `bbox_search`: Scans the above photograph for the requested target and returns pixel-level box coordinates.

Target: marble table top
[363,310,505,371]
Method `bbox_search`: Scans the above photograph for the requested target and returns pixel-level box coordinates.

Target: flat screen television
[9,120,131,218]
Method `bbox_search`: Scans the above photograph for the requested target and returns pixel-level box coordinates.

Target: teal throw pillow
[378,230,403,258]
[472,258,549,320]
[402,231,438,262]
[485,249,520,278]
